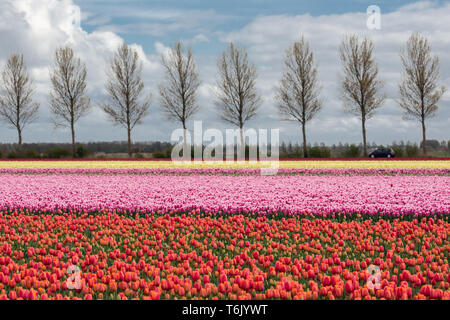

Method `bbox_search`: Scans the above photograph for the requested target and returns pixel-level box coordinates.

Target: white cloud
[184,34,210,46]
[218,1,450,144]
[84,7,231,37]
[0,0,162,143]
[154,42,171,56]
[0,0,448,145]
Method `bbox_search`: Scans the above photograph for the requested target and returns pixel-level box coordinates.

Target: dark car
[369,148,395,158]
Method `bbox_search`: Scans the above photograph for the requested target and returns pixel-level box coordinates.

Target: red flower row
[0,210,448,300]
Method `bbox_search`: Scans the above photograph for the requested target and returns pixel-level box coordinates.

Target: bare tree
[339,34,385,157]
[159,41,200,153]
[102,43,151,157]
[49,47,91,157]
[0,54,39,147]
[398,33,446,155]
[215,42,262,148]
[276,36,322,158]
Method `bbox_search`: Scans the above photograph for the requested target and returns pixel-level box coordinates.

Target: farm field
[0,160,448,300]
[0,159,449,169]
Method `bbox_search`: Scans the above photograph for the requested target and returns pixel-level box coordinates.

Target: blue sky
[0,0,448,145]
[76,0,430,54]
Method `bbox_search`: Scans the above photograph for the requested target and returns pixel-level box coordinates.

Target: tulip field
[0,159,449,300]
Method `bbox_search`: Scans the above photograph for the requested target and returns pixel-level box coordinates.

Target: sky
[0,0,448,145]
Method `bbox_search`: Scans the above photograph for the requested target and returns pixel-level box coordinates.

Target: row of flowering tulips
[0,210,448,300]
[0,160,448,169]
[0,174,448,216]
[0,168,449,176]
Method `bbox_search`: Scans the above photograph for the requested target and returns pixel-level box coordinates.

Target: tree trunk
[421,118,427,155]
[71,120,76,158]
[17,127,22,147]
[239,125,245,161]
[361,117,367,157]
[127,126,132,158]
[182,122,189,160]
[301,122,307,158]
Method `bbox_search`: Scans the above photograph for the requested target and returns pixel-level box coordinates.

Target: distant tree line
[0,33,446,158]
[0,139,448,159]
[279,140,450,158]
[0,141,173,159]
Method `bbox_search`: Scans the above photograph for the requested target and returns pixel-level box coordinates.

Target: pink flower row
[0,174,448,216]
[0,168,448,176]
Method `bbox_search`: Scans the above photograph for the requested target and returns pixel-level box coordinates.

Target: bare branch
[275,35,322,157]
[102,43,151,156]
[339,34,385,156]
[49,46,91,156]
[0,54,39,146]
[397,33,446,154]
[215,42,262,141]
[159,41,201,129]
